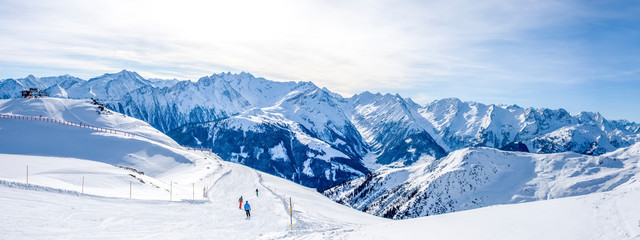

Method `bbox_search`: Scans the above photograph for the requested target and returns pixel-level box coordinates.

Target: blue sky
[0,0,639,122]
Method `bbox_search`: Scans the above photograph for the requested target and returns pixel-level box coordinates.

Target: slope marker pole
[81,176,84,193]
[290,197,293,230]
[26,165,29,184]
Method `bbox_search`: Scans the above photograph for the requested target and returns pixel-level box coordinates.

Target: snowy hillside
[325,144,640,219]
[0,98,222,200]
[341,181,640,239]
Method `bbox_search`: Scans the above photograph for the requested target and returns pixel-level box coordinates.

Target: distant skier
[256,188,259,197]
[244,201,251,218]
[239,196,243,209]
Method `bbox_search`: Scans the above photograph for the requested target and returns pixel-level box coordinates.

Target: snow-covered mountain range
[2,70,639,191]
[421,98,640,155]
[0,74,82,99]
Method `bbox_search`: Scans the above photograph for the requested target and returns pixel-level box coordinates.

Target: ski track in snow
[0,162,360,239]
[592,188,639,239]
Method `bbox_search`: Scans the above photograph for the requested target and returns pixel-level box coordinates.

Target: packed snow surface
[2,163,639,239]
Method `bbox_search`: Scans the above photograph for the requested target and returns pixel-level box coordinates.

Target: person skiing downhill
[256,188,259,197]
[244,201,251,218]
[239,196,243,209]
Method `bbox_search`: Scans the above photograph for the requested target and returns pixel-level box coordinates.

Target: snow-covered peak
[350,91,381,102]
[267,85,364,156]
[89,69,145,83]
[347,91,446,166]
[223,74,301,108]
[41,74,84,83]
[62,70,152,100]
[205,71,255,79]
[11,75,51,88]
[427,97,464,108]
[146,78,181,89]
[24,74,38,81]
[575,111,604,124]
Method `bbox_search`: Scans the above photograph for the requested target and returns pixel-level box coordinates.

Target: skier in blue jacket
[244,201,251,217]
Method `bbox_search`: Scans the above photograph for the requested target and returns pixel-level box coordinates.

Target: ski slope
[1,97,640,239]
[2,159,639,239]
[0,160,385,239]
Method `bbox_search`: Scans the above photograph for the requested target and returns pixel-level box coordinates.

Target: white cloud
[0,0,576,85]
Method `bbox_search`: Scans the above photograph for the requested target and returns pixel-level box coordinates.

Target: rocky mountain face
[108,73,254,132]
[2,70,639,191]
[347,92,447,167]
[324,144,640,219]
[167,112,369,190]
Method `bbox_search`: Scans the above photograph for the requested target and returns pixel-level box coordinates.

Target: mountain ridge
[2,70,639,190]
